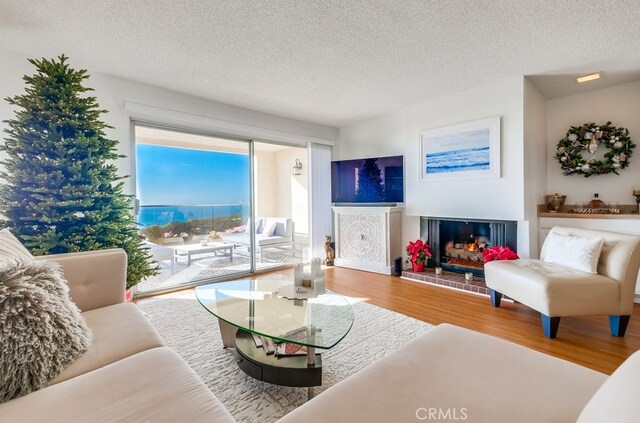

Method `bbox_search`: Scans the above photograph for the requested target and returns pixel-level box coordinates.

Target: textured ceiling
[1,0,640,127]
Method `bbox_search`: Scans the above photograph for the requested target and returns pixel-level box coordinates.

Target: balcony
[136,204,302,293]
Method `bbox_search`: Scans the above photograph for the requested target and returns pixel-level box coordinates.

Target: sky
[136,144,250,205]
[423,128,490,154]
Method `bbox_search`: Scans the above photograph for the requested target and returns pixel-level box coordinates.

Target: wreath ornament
[555,121,635,177]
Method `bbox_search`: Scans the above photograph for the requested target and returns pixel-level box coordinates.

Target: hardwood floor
[140,265,640,375]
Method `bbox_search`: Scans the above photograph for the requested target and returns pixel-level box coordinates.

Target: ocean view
[137,204,246,228]
[425,146,490,174]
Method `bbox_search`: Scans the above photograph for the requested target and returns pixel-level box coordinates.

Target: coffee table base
[234,330,322,399]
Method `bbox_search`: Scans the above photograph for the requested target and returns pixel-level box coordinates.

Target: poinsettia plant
[482,246,519,263]
[406,239,432,264]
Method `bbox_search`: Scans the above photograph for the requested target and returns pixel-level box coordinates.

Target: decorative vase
[125,285,138,302]
[412,261,425,272]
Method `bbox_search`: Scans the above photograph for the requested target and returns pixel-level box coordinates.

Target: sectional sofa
[1,249,637,422]
[0,249,234,422]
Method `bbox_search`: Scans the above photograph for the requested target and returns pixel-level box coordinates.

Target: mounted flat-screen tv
[331,155,404,205]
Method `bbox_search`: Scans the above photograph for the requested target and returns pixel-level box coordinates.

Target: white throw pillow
[245,218,263,234]
[0,228,34,265]
[544,232,604,274]
[262,219,279,237]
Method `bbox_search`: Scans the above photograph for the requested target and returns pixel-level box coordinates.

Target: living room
[1,2,640,422]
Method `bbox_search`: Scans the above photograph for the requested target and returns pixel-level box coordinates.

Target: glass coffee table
[195,279,354,399]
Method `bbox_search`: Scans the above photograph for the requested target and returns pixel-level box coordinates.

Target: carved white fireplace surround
[332,206,403,275]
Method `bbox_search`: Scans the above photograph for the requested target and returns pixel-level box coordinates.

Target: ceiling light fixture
[576,72,602,84]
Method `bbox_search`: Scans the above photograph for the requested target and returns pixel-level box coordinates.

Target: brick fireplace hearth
[402,267,489,295]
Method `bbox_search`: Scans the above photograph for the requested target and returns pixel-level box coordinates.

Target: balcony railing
[137,203,246,235]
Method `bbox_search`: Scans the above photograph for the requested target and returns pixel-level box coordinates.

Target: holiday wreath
[555,121,635,177]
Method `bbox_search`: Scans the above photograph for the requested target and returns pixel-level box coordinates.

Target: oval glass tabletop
[195,279,354,349]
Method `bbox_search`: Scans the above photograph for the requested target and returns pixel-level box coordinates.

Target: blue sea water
[425,146,490,174]
[137,204,246,228]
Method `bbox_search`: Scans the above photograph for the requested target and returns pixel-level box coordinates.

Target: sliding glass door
[133,125,309,294]
[134,125,253,293]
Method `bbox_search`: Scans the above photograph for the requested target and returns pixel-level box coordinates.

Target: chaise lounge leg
[489,289,502,307]
[541,315,561,339]
[609,315,631,337]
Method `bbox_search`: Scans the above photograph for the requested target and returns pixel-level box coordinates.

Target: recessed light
[576,72,602,83]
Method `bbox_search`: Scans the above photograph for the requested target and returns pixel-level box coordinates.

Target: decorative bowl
[544,194,566,212]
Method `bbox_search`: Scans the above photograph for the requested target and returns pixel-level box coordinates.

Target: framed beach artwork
[420,116,501,181]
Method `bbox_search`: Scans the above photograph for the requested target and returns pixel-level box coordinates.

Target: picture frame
[420,116,501,181]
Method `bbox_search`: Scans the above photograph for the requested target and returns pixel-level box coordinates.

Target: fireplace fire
[445,235,488,270]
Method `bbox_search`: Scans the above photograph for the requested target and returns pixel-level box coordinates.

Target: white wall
[546,80,640,205]
[254,151,278,218]
[523,79,548,258]
[252,146,309,238]
[337,77,528,256]
[275,147,309,235]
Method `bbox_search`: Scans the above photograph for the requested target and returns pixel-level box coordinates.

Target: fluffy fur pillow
[0,260,92,403]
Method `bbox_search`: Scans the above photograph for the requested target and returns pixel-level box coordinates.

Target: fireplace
[420,217,517,276]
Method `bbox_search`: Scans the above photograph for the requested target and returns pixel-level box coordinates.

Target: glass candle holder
[464,272,473,281]
[435,267,443,276]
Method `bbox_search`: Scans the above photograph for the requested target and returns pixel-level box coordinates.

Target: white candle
[634,187,640,196]
[302,272,312,287]
[435,267,443,275]
[465,272,473,281]
[313,275,326,294]
[311,257,322,277]
[294,263,303,286]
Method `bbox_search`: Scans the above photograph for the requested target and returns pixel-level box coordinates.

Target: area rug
[138,292,432,422]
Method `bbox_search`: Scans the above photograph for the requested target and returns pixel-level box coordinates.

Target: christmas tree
[1,55,156,289]
[355,158,385,202]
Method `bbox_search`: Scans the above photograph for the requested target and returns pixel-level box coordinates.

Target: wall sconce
[293,159,302,175]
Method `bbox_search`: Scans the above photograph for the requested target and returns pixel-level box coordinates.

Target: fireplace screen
[421,217,517,276]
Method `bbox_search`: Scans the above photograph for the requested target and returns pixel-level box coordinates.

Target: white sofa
[222,217,294,262]
[0,249,234,422]
[277,323,640,423]
[3,249,639,422]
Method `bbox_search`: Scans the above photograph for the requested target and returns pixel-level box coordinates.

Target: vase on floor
[125,285,138,302]
[412,261,425,272]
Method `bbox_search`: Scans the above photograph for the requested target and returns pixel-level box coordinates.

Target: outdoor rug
[138,291,432,422]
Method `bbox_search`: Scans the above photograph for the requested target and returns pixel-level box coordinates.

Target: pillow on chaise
[0,248,92,402]
[544,232,604,274]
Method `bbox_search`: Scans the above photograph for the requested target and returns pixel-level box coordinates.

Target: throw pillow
[245,218,264,234]
[544,232,604,274]
[262,219,279,237]
[0,228,34,265]
[0,260,93,403]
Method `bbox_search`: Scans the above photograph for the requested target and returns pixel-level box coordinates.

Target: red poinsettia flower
[482,246,519,263]
[406,239,432,264]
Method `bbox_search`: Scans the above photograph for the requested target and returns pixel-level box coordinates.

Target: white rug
[138,292,432,422]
